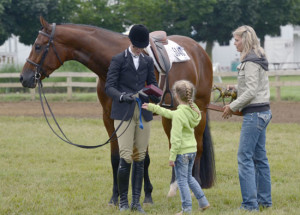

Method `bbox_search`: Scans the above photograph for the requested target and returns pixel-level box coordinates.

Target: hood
[178,104,201,128]
[242,50,269,71]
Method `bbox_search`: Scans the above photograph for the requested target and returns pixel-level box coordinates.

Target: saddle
[148,31,173,108]
[149,31,171,74]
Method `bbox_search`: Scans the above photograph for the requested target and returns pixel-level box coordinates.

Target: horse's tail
[200,113,216,188]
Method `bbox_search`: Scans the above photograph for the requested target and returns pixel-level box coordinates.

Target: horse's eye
[35,44,42,52]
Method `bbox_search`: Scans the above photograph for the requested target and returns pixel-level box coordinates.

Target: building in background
[0,35,31,68]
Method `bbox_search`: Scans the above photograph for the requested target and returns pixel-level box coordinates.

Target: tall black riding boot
[117,158,131,211]
[131,160,146,214]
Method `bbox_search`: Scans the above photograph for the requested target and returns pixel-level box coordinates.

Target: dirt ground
[0,101,299,123]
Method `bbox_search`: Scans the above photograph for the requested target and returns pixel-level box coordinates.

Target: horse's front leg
[98,81,119,206]
[102,107,120,206]
[143,150,153,204]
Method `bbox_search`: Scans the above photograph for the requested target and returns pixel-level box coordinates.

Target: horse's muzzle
[20,70,36,88]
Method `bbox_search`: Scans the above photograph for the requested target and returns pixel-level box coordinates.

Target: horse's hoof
[108,196,118,206]
[167,181,178,198]
[143,195,154,205]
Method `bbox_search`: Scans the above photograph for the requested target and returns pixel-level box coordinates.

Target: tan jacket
[230,61,270,112]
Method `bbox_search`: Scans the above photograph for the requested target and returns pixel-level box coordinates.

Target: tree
[70,0,124,32]
[115,0,167,32]
[252,0,300,46]
[0,0,79,45]
[0,0,11,45]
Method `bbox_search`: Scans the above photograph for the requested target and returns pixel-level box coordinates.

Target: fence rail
[1,70,300,101]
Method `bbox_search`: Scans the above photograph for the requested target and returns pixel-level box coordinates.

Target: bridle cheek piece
[26,23,63,83]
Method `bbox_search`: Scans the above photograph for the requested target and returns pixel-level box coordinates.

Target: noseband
[26,23,63,81]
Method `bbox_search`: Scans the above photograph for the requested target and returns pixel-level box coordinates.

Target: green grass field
[1,117,299,215]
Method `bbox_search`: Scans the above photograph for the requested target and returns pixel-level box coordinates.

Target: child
[142,80,210,214]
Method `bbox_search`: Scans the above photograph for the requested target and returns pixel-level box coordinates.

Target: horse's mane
[57,23,125,36]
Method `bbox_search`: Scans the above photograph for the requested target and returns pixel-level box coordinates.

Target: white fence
[1,70,300,101]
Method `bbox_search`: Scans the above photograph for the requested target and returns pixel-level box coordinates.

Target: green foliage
[0,0,80,45]
[71,0,124,32]
[1,0,300,49]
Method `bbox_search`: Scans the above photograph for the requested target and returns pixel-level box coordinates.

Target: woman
[222,25,272,211]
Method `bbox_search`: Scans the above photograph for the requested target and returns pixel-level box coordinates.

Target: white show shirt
[129,46,139,70]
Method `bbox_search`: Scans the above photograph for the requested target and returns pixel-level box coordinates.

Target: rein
[37,79,132,149]
[27,23,133,149]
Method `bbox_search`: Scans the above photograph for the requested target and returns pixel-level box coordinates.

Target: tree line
[1,0,300,58]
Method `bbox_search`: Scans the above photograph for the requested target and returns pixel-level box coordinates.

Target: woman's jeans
[174,152,205,212]
[238,110,272,211]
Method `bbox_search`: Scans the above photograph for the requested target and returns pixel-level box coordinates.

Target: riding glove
[120,93,135,104]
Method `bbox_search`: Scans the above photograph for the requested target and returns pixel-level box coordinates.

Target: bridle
[26,23,133,149]
[26,23,63,82]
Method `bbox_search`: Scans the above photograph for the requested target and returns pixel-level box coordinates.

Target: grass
[0,117,299,215]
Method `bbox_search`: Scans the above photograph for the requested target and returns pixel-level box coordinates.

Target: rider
[105,24,159,213]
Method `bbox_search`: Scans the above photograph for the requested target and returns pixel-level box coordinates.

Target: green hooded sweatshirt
[147,103,201,161]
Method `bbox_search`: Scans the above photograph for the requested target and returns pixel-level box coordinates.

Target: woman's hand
[142,103,149,110]
[222,105,233,119]
[169,161,175,167]
[227,85,236,91]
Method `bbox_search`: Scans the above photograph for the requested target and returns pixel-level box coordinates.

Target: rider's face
[130,44,143,56]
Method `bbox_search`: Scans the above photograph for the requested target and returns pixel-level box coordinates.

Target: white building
[0,35,31,67]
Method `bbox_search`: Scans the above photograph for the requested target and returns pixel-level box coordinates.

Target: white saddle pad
[145,39,190,73]
[165,40,190,63]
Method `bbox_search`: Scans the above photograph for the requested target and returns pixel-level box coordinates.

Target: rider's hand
[227,85,236,91]
[120,93,134,104]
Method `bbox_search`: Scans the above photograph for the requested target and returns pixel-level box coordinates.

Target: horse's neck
[59,25,128,78]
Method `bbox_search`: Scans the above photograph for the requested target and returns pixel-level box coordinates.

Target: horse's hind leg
[161,117,178,197]
[143,150,153,204]
[193,113,206,186]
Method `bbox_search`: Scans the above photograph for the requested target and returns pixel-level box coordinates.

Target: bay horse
[20,17,215,205]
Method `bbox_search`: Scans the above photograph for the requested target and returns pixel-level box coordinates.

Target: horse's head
[20,17,64,88]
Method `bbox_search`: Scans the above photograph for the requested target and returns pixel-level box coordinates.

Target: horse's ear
[40,16,51,33]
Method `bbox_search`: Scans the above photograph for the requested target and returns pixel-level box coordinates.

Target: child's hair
[172,80,201,116]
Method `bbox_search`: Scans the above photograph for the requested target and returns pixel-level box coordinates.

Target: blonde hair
[172,80,201,116]
[232,25,266,61]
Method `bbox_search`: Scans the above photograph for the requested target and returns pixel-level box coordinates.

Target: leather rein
[26,23,131,149]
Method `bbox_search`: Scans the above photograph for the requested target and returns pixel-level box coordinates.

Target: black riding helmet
[128,24,149,48]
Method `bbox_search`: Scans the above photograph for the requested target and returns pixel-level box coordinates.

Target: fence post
[275,75,281,101]
[67,76,72,99]
[30,88,35,101]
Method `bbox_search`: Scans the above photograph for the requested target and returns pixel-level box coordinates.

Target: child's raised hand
[142,103,149,110]
[169,161,175,167]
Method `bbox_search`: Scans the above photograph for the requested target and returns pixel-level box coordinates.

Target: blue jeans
[174,152,206,212]
[238,110,272,211]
